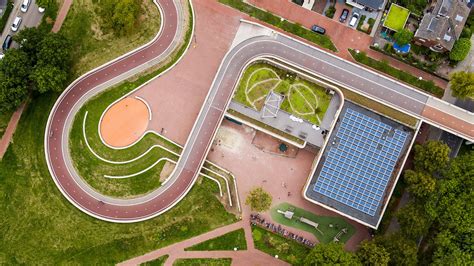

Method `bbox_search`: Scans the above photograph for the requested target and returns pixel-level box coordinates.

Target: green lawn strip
[173,258,232,266]
[0,109,14,139]
[349,49,444,97]
[218,0,337,52]
[66,3,193,198]
[0,93,237,264]
[60,0,161,78]
[141,255,169,266]
[0,0,13,35]
[185,228,247,251]
[338,86,419,127]
[383,4,409,32]
[227,109,305,146]
[270,202,355,244]
[234,62,332,125]
[251,225,309,265]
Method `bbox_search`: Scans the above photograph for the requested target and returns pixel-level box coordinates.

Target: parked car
[38,6,46,13]
[11,16,22,32]
[2,35,12,51]
[20,0,31,13]
[349,12,359,27]
[339,9,349,23]
[311,25,326,35]
[0,53,4,60]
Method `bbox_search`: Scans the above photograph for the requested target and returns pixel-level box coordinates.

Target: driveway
[1,0,43,51]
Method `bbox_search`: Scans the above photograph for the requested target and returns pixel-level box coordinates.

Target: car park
[11,16,22,32]
[2,35,13,51]
[349,12,359,27]
[311,24,326,35]
[339,9,349,23]
[20,0,31,13]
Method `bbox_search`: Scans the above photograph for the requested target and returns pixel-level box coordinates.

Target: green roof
[383,4,410,32]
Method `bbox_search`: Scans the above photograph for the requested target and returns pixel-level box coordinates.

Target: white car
[38,7,45,13]
[20,0,31,13]
[11,16,22,32]
[0,53,4,60]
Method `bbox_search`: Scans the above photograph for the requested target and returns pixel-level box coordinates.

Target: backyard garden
[233,62,333,125]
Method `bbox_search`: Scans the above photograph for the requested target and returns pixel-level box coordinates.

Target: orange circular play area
[100,97,150,147]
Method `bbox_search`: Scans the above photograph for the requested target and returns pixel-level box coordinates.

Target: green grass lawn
[0,93,237,264]
[234,62,332,125]
[141,255,169,266]
[67,3,193,198]
[173,258,232,266]
[60,0,161,78]
[185,228,247,251]
[383,4,410,32]
[252,225,310,265]
[270,202,356,244]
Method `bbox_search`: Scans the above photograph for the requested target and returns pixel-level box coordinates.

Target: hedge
[219,0,337,52]
[0,1,14,35]
[349,49,444,97]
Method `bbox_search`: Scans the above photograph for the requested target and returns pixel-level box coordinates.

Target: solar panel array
[313,108,408,216]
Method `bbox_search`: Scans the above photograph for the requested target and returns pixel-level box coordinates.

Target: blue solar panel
[313,108,409,217]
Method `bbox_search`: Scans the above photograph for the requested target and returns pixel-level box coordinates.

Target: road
[45,7,473,223]
[1,0,43,50]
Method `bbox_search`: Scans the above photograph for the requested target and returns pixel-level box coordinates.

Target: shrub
[325,5,336,18]
[449,38,471,61]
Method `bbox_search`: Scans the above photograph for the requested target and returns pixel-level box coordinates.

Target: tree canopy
[245,187,272,212]
[374,233,418,266]
[356,240,390,266]
[403,169,436,199]
[100,0,141,36]
[449,38,471,62]
[396,202,431,240]
[304,242,361,266]
[450,71,474,99]
[393,29,414,46]
[413,140,450,173]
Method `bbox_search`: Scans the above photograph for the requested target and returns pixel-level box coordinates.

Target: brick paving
[0,103,25,159]
[52,0,72,33]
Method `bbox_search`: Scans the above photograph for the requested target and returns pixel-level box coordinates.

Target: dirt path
[52,0,72,33]
[0,103,26,159]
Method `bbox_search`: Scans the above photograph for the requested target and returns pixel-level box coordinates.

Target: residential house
[414,0,470,52]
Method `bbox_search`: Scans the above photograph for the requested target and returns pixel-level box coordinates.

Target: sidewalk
[0,102,25,159]
[52,0,72,33]
[245,0,448,89]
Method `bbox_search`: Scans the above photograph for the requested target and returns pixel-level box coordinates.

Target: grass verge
[0,0,13,35]
[173,258,232,266]
[68,1,193,198]
[141,255,169,266]
[270,202,355,244]
[60,0,161,77]
[252,225,309,265]
[234,62,332,125]
[0,93,237,264]
[219,0,337,52]
[185,228,247,251]
[349,49,444,97]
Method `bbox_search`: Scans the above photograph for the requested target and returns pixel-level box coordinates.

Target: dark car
[2,35,13,51]
[339,9,349,23]
[311,25,326,35]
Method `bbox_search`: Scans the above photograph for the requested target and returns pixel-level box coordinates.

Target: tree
[356,240,390,266]
[304,242,361,266]
[31,65,68,93]
[0,49,31,83]
[374,233,418,266]
[431,230,473,265]
[403,170,436,199]
[449,38,471,62]
[393,29,414,46]
[413,141,450,173]
[0,74,29,112]
[450,71,474,99]
[13,27,47,64]
[37,33,71,69]
[245,187,272,212]
[100,0,141,36]
[396,202,431,240]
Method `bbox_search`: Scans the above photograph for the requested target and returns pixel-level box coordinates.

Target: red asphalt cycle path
[45,0,191,221]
